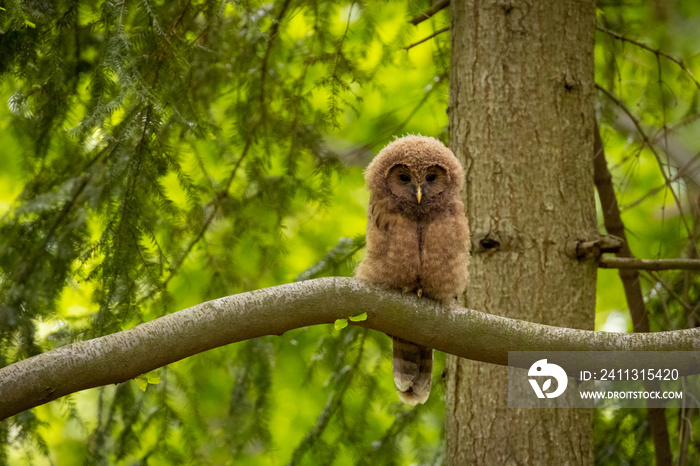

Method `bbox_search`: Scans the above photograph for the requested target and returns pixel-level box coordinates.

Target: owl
[355,135,471,405]
[355,136,470,405]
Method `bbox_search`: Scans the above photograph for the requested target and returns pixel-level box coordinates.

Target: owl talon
[417,289,423,298]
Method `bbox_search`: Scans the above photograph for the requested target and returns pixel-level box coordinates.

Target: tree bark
[448,1,597,464]
[598,256,700,271]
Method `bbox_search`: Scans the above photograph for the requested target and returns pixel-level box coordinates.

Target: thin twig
[161,136,254,290]
[409,0,450,25]
[644,270,694,315]
[596,83,698,257]
[157,0,293,294]
[678,406,696,466]
[596,26,700,91]
[404,26,449,50]
[260,0,293,110]
[336,73,447,164]
[621,165,693,212]
[168,0,191,37]
[599,256,700,271]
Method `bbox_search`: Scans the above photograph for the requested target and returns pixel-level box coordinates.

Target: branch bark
[409,0,450,25]
[1,277,699,421]
[599,256,700,271]
[403,26,449,50]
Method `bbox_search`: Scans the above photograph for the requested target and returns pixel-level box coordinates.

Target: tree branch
[599,256,700,271]
[1,277,699,421]
[404,26,450,50]
[594,122,672,465]
[409,0,450,25]
[596,26,700,91]
[597,83,697,256]
[610,107,700,187]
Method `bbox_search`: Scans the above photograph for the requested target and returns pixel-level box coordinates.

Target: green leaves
[0,0,453,463]
[134,372,161,392]
[349,312,368,322]
[334,312,368,331]
[333,318,348,330]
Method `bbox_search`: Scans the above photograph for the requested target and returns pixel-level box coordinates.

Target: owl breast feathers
[355,135,470,405]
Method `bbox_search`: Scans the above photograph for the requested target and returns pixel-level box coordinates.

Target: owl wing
[419,203,470,302]
[355,199,420,292]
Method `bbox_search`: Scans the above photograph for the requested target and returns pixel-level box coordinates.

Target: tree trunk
[447,1,597,464]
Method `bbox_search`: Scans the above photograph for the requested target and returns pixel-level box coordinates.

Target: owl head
[365,135,464,214]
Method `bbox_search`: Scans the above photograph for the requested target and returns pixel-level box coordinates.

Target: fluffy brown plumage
[355,135,470,405]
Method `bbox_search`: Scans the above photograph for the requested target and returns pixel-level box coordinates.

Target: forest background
[1,0,700,464]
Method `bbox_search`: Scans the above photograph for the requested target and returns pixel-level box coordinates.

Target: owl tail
[392,337,433,405]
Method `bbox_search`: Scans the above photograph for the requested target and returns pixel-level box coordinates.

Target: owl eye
[399,174,411,182]
[426,174,437,182]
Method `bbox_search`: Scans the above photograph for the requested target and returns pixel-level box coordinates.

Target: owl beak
[416,185,422,204]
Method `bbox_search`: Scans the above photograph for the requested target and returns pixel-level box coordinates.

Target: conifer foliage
[0,0,363,459]
[0,0,448,462]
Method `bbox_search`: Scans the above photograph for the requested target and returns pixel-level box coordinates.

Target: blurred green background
[1,0,699,464]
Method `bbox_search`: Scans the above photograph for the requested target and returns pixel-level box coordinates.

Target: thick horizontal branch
[599,256,700,271]
[1,277,699,421]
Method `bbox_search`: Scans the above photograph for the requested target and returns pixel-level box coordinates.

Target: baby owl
[356,135,470,405]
